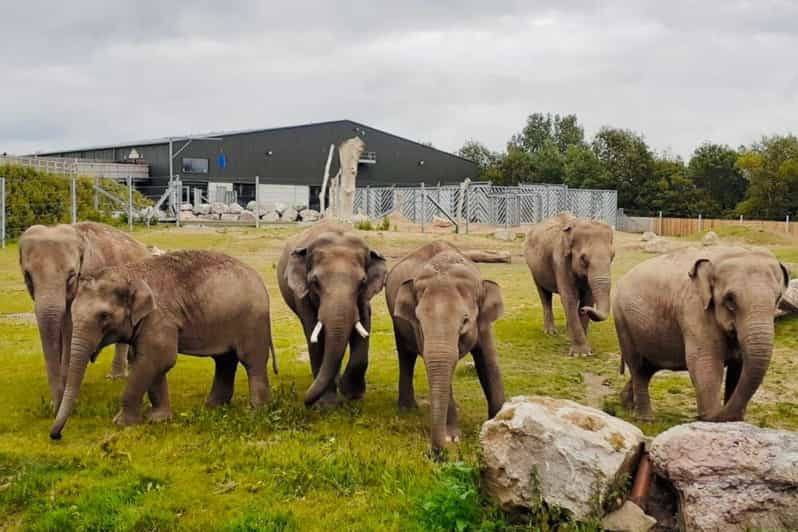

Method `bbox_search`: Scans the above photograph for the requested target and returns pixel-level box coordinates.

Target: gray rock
[282,207,298,222]
[246,200,258,212]
[193,203,211,215]
[702,231,719,246]
[601,501,656,532]
[273,202,287,215]
[210,202,227,215]
[649,422,798,532]
[180,203,194,212]
[642,238,669,253]
[641,231,657,242]
[261,211,280,223]
[777,279,798,317]
[299,209,320,222]
[238,210,257,222]
[225,203,243,214]
[178,211,197,221]
[480,396,645,520]
[220,213,239,221]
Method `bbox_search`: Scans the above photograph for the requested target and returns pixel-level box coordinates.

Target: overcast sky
[2,1,797,159]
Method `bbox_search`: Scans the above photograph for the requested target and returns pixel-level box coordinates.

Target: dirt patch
[0,312,36,325]
[583,372,613,409]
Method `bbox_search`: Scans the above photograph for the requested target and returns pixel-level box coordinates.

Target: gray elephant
[386,241,505,453]
[19,222,151,410]
[613,246,788,422]
[50,250,275,439]
[525,212,614,356]
[277,222,387,406]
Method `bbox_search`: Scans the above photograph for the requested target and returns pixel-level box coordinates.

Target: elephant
[525,212,614,356]
[613,245,788,422]
[49,250,276,439]
[386,241,505,453]
[277,222,387,406]
[19,222,151,411]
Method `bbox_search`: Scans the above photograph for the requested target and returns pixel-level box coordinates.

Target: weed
[355,219,374,231]
[223,509,299,532]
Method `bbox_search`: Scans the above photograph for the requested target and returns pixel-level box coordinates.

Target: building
[36,120,477,210]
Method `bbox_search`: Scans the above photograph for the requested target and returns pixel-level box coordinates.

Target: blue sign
[217,153,227,169]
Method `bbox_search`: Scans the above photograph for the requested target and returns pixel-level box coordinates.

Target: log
[464,250,512,263]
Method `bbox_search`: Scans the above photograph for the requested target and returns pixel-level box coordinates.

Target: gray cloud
[2,1,797,158]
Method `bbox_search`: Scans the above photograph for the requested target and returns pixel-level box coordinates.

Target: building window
[182,157,209,174]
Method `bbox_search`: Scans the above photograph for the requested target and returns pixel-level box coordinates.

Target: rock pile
[162,203,320,223]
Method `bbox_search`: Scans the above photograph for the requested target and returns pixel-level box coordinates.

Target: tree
[687,143,745,214]
[735,135,798,219]
[591,127,656,213]
[563,144,610,189]
[511,112,584,155]
[649,155,715,216]
[553,114,584,153]
[495,148,536,185]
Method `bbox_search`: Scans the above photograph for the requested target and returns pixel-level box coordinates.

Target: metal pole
[127,176,133,233]
[1,177,5,249]
[787,215,790,234]
[175,176,181,228]
[698,213,702,232]
[71,176,77,224]
[505,194,509,234]
[255,176,260,229]
[740,214,743,223]
[94,176,99,211]
[168,138,174,214]
[420,182,426,233]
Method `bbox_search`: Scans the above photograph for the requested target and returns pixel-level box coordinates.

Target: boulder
[225,203,243,214]
[273,202,287,215]
[432,215,453,228]
[147,245,167,256]
[642,238,669,253]
[180,203,194,212]
[246,200,257,212]
[238,210,257,222]
[601,501,656,532]
[649,422,798,532]
[299,209,320,222]
[210,202,227,215]
[702,231,719,246]
[220,213,239,221]
[493,229,515,241]
[777,279,798,317]
[261,211,281,223]
[193,203,211,215]
[641,231,657,242]
[282,207,298,222]
[480,396,646,520]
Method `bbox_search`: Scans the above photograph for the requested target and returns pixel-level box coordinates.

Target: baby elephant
[50,250,275,439]
[386,241,505,453]
[614,246,788,422]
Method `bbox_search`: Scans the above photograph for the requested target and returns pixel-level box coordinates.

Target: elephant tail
[270,341,278,375]
[619,358,625,375]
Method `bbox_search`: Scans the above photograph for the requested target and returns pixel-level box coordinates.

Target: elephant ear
[129,279,156,326]
[478,280,504,325]
[286,247,310,299]
[779,262,790,289]
[364,250,388,300]
[689,258,714,310]
[393,279,418,324]
[561,223,575,258]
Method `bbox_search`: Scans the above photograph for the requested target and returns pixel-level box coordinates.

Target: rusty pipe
[629,450,652,507]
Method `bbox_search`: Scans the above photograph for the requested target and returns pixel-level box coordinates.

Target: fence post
[740,215,743,223]
[420,182,426,233]
[71,176,77,225]
[787,215,790,234]
[698,213,702,232]
[1,177,5,249]
[465,182,470,234]
[366,185,370,217]
[94,176,99,211]
[127,176,133,233]
[175,177,181,229]
[658,211,663,235]
[255,176,260,229]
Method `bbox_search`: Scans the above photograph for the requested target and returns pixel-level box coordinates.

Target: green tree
[457,140,500,179]
[649,155,715,216]
[495,148,536,185]
[563,144,610,188]
[687,143,745,214]
[735,135,798,219]
[552,114,584,153]
[591,127,656,213]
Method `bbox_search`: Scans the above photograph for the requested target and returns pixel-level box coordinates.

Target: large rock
[220,213,239,221]
[261,211,280,223]
[272,202,287,215]
[225,203,243,214]
[480,396,646,520]
[641,231,658,242]
[238,210,257,222]
[299,209,320,222]
[642,238,669,253]
[210,202,227,215]
[246,200,258,212]
[178,211,196,221]
[193,203,211,215]
[601,501,656,532]
[282,207,298,222]
[432,215,453,228]
[649,422,798,532]
[180,203,194,212]
[701,230,719,246]
[777,279,798,317]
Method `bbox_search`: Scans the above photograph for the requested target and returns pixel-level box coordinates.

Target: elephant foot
[445,426,461,443]
[312,390,340,408]
[569,343,593,357]
[398,397,418,410]
[205,397,233,408]
[544,324,558,335]
[113,409,143,427]
[147,408,172,423]
[620,382,634,409]
[339,377,366,401]
[106,370,128,380]
[703,411,743,422]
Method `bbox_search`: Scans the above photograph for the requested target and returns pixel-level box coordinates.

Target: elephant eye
[98,311,111,321]
[580,254,589,267]
[723,293,737,312]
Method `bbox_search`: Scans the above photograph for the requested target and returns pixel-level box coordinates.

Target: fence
[0,173,144,247]
[617,211,797,237]
[353,182,618,228]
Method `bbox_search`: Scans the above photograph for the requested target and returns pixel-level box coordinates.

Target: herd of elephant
[17,213,789,452]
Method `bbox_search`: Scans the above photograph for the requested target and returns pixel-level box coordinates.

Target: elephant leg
[397,338,418,410]
[724,358,743,405]
[556,270,591,356]
[116,340,176,427]
[340,304,370,400]
[536,284,557,335]
[632,362,656,421]
[446,387,460,443]
[615,315,637,410]
[579,289,594,335]
[620,379,634,409]
[686,341,724,420]
[146,372,172,422]
[206,352,238,407]
[471,337,505,418]
[237,346,271,408]
[301,315,338,406]
[107,343,129,379]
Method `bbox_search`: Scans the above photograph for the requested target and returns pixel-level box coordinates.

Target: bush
[0,164,152,239]
[354,219,374,231]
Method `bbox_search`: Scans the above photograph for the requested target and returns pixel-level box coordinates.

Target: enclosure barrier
[617,212,798,237]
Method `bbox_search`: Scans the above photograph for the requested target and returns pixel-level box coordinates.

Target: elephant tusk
[310,321,323,343]
[354,321,369,338]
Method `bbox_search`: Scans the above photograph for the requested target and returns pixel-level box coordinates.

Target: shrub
[354,219,374,231]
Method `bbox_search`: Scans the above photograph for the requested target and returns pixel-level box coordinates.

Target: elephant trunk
[304,301,355,405]
[423,336,457,452]
[34,294,68,410]
[50,329,95,440]
[582,271,611,322]
[717,315,774,421]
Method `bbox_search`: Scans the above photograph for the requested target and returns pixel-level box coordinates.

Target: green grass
[1,226,797,530]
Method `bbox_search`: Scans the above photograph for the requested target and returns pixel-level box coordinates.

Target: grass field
[1,225,797,531]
